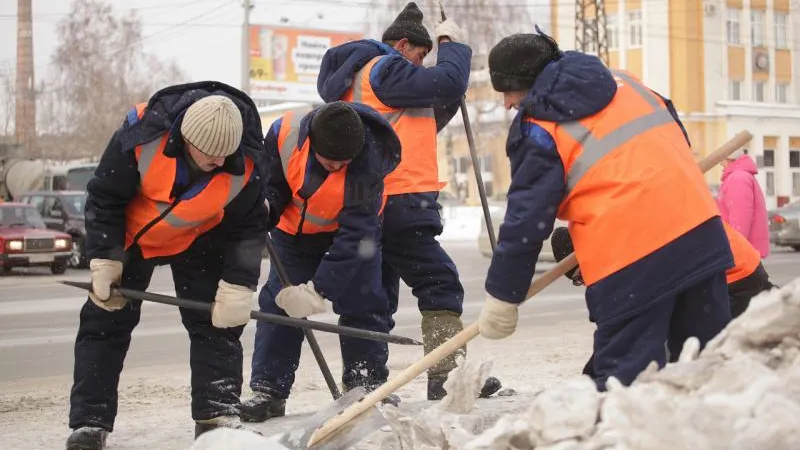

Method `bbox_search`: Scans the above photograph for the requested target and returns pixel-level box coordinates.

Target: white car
[477,203,567,261]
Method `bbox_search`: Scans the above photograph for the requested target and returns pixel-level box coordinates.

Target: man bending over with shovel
[67,82,269,450]
[240,101,402,422]
[317,1,502,401]
[475,30,735,391]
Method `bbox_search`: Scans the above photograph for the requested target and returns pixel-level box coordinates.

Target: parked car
[477,201,567,261]
[0,203,72,274]
[769,200,800,251]
[17,191,88,268]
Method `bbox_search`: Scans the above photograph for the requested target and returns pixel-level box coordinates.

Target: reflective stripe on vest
[724,221,761,284]
[560,72,676,195]
[526,70,719,285]
[124,118,254,258]
[275,107,344,234]
[344,55,444,195]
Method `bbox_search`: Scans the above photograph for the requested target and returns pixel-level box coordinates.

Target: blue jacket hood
[295,102,401,184]
[317,39,395,102]
[521,51,617,123]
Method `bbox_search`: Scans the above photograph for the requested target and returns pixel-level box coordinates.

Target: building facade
[551,0,800,208]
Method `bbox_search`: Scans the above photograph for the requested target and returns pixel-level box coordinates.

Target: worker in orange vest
[317,1,502,400]
[551,222,777,376]
[476,29,735,391]
[240,101,402,422]
[66,82,268,450]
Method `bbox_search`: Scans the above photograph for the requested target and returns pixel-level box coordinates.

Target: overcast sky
[0,0,548,91]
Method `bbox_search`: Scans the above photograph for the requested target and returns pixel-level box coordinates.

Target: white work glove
[275,281,328,318]
[211,280,254,328]
[435,19,463,44]
[478,295,519,340]
[89,258,127,311]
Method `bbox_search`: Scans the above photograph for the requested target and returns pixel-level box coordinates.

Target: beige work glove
[477,294,519,340]
[275,281,328,318]
[435,19,463,44]
[211,280,254,328]
[89,258,127,311]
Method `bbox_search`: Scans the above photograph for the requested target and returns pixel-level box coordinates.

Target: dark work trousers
[69,227,246,432]
[586,271,731,390]
[380,192,464,317]
[729,262,776,318]
[249,228,391,399]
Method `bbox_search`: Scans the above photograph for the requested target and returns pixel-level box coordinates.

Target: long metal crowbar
[60,280,423,346]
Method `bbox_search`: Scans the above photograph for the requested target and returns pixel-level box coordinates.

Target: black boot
[65,426,108,450]
[427,375,503,401]
[195,415,263,439]
[239,391,286,423]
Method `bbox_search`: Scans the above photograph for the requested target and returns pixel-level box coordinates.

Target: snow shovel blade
[275,386,387,450]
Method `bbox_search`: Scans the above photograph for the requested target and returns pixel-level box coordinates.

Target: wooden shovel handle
[307,129,753,448]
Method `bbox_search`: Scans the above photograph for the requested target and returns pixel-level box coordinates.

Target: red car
[0,202,73,274]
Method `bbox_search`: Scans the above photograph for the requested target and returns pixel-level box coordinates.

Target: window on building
[774,12,788,49]
[753,81,766,102]
[762,149,775,167]
[766,172,775,196]
[607,15,619,50]
[751,10,765,47]
[628,11,642,48]
[730,80,742,100]
[776,83,789,103]
[790,150,800,168]
[726,8,741,44]
[793,173,800,196]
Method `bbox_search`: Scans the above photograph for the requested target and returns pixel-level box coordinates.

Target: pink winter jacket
[717,155,770,258]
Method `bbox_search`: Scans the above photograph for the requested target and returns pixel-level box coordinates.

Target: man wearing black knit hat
[477,28,734,392]
[315,1,503,403]
[242,101,404,421]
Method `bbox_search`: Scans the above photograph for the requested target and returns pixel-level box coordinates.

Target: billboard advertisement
[249,25,363,103]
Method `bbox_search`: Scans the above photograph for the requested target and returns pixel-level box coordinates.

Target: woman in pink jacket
[718,149,770,258]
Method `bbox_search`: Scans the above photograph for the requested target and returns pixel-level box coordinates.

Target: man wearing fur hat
[240,101,403,422]
[316,1,502,402]
[66,82,269,450]
[477,29,734,391]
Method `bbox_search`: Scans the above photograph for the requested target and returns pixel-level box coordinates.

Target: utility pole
[16,0,36,154]
[241,0,252,95]
[575,0,610,66]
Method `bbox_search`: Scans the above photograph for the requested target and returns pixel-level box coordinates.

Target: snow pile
[388,278,800,450]
[190,428,290,450]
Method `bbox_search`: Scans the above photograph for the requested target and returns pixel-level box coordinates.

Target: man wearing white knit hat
[66,82,269,450]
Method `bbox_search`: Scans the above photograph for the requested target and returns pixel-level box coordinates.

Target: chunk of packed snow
[382,279,800,450]
[189,428,290,450]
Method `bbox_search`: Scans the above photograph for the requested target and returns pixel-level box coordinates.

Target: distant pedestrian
[718,149,770,258]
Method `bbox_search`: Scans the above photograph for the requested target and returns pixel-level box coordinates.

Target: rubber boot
[65,426,108,450]
[422,310,503,400]
[195,415,263,439]
[239,390,286,423]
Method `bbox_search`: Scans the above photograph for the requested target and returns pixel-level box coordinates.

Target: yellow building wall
[669,0,705,113]
[776,50,792,82]
[728,47,746,80]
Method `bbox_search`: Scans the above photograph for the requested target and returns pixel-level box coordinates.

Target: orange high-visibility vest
[528,70,720,285]
[274,106,347,235]
[124,102,254,258]
[723,221,760,284]
[343,55,445,196]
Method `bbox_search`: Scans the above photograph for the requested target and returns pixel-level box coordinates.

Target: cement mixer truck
[0,146,97,201]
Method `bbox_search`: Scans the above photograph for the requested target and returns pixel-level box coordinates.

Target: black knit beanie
[382,2,433,51]
[489,31,563,92]
[550,227,583,285]
[309,101,365,161]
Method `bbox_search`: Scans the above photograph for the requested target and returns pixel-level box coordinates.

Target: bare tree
[38,0,188,159]
[0,68,14,138]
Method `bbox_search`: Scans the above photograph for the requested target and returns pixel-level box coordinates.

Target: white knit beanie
[180,95,243,158]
